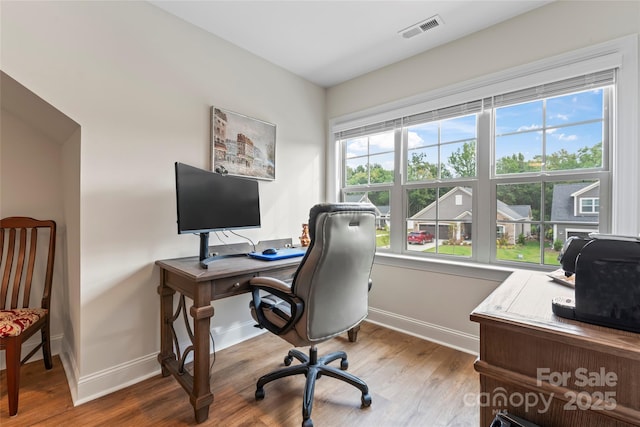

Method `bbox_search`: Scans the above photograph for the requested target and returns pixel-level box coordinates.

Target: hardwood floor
[0,323,479,426]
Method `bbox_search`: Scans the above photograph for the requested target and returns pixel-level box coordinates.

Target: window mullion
[389,126,404,252]
[476,109,492,264]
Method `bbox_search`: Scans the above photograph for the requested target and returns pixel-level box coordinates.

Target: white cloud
[407,131,424,149]
[516,124,542,132]
[556,133,578,141]
[369,133,394,150]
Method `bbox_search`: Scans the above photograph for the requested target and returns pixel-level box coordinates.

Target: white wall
[327,1,640,353]
[1,0,325,403]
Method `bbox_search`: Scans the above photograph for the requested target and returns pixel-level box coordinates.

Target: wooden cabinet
[471,270,640,427]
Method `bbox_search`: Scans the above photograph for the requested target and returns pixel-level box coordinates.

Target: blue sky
[344,88,605,173]
[494,88,604,163]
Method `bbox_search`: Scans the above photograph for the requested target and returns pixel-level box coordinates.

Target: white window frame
[328,35,638,274]
[579,197,600,214]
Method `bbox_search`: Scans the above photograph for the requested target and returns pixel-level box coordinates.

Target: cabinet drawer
[212,274,255,298]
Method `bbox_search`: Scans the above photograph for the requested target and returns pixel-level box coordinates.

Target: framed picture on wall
[211,107,276,180]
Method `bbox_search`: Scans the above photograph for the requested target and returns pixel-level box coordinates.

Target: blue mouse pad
[248,247,307,261]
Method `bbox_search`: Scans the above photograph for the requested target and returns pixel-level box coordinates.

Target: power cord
[209,331,216,377]
[227,229,257,252]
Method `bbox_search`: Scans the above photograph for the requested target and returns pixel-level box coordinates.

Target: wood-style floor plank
[0,323,479,426]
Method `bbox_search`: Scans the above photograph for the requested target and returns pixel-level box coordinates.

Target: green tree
[407,188,437,217]
[367,190,389,207]
[496,152,537,174]
[346,163,393,185]
[578,143,602,167]
[447,141,476,177]
[546,143,602,170]
[493,143,602,223]
[496,183,541,221]
[369,164,393,184]
[346,164,368,185]
[407,152,438,181]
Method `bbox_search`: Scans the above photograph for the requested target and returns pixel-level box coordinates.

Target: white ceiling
[149,0,551,88]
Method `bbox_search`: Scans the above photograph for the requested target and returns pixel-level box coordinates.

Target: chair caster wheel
[361,393,372,407]
[302,418,314,427]
[255,388,265,400]
[284,355,293,366]
[340,359,349,370]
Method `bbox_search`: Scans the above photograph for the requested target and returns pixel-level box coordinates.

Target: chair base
[255,346,371,427]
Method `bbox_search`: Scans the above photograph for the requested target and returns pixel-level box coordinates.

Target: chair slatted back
[0,217,56,310]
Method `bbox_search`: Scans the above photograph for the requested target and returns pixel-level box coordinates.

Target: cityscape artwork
[211,107,276,180]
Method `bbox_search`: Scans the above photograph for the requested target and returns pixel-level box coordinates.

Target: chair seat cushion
[0,308,47,338]
[253,295,291,327]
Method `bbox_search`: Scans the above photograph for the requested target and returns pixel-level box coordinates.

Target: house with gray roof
[550,182,599,242]
[409,187,532,244]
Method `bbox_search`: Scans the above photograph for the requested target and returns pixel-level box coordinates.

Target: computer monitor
[174,162,261,267]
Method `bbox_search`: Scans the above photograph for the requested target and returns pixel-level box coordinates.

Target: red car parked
[407,231,434,245]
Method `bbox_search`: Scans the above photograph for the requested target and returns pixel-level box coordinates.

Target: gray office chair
[249,203,377,427]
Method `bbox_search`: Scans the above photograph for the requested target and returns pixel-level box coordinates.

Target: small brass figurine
[299,223,310,247]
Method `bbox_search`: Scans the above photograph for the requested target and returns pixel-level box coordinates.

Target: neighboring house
[550,182,599,242]
[497,202,533,243]
[409,187,532,244]
[344,193,389,229]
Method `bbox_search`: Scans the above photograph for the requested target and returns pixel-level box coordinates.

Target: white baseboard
[74,353,160,405]
[71,319,263,405]
[366,307,479,355]
[58,339,79,403]
[0,332,64,370]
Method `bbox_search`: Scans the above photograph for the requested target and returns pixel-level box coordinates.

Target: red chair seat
[1,216,57,416]
[0,309,48,338]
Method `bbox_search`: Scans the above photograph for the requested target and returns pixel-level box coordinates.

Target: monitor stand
[198,233,252,269]
[198,232,215,268]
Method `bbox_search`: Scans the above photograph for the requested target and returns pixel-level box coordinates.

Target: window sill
[373,252,519,282]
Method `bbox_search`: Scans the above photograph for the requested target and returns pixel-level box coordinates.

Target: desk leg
[347,325,360,342]
[157,274,176,377]
[190,288,215,423]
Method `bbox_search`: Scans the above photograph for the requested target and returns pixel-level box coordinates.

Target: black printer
[553,234,640,333]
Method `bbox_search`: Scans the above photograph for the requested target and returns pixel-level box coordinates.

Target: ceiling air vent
[398,15,444,39]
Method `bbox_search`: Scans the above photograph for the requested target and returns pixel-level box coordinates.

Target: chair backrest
[0,217,56,310]
[292,203,376,341]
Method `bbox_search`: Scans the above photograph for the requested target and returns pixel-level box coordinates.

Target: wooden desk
[471,270,640,427]
[156,254,362,423]
[156,255,299,423]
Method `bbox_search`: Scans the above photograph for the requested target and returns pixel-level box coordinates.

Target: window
[580,197,599,214]
[490,77,612,266]
[331,37,637,269]
[337,80,612,266]
[339,121,399,249]
[344,130,395,186]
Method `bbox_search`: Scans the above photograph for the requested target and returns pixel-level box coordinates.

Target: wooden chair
[0,217,56,416]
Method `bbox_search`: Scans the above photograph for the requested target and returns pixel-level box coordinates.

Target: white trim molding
[69,319,263,405]
[366,308,479,355]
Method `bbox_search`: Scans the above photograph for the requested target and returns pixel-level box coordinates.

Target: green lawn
[428,244,472,256]
[376,230,390,248]
[379,233,560,265]
[426,240,560,265]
